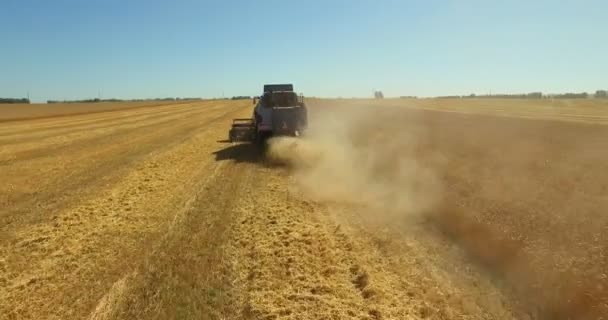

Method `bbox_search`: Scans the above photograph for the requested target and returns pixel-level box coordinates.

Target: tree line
[46,97,203,104]
[435,90,607,99]
[230,96,251,100]
[0,98,30,104]
[2,91,607,104]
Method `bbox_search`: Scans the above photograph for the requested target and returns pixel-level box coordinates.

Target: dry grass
[311,97,608,124]
[296,98,608,319]
[2,97,607,319]
[228,168,511,319]
[0,100,198,122]
[0,100,249,319]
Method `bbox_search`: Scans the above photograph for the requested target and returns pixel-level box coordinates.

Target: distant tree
[374,91,384,99]
[46,97,201,103]
[231,96,251,100]
[436,95,461,99]
[595,90,607,98]
[554,92,588,99]
[0,98,30,104]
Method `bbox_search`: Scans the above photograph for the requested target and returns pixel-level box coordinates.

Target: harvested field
[1,98,606,319]
[0,100,198,122]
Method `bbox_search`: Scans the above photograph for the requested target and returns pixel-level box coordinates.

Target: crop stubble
[1,98,606,319]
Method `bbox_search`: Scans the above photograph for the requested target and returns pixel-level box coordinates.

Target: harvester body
[229,84,307,144]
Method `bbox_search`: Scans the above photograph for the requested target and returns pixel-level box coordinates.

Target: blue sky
[1,0,606,102]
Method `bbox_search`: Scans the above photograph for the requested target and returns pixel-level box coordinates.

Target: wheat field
[1,98,606,319]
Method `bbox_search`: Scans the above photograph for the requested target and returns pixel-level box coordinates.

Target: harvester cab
[229,84,307,144]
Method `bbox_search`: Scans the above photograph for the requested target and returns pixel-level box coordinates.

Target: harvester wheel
[255,131,270,148]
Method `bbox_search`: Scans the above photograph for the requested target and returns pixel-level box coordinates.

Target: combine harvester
[229,84,308,145]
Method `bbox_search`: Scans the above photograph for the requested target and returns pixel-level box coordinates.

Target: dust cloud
[268,100,608,319]
[267,104,444,222]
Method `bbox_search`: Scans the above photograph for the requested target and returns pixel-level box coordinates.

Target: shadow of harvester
[213,141,289,168]
[213,141,264,164]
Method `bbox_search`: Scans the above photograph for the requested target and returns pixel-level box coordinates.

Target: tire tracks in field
[223,166,512,319]
[0,104,225,162]
[0,103,244,233]
[0,102,193,138]
[0,102,251,319]
[0,103,209,147]
[89,149,255,320]
[0,101,189,124]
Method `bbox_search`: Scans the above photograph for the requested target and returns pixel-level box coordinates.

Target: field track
[1,99,607,319]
